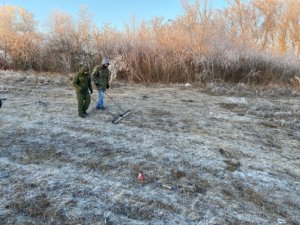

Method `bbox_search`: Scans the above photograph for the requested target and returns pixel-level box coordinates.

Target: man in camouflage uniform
[73,65,93,117]
[92,58,111,110]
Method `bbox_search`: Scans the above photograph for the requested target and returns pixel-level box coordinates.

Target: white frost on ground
[0,70,300,225]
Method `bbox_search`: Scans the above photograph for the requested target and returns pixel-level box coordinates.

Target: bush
[1,1,300,86]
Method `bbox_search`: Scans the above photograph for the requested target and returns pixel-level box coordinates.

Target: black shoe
[96,107,101,110]
[83,112,88,116]
[79,114,86,118]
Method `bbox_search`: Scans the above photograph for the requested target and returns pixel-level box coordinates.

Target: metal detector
[105,92,131,124]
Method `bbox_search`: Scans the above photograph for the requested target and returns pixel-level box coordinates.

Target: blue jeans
[97,90,105,108]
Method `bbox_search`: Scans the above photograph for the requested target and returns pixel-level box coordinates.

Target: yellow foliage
[0,1,300,83]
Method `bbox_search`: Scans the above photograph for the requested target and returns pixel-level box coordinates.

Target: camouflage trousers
[76,92,91,116]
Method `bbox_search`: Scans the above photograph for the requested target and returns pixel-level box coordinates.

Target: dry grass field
[0,71,299,225]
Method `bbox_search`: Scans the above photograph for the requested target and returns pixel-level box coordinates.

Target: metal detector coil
[112,110,131,124]
[105,93,132,124]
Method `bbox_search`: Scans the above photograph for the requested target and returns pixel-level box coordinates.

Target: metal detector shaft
[103,98,131,124]
[105,92,132,124]
[105,92,124,112]
[93,92,131,124]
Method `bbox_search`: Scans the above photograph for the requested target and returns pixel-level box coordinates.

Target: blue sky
[0,0,229,30]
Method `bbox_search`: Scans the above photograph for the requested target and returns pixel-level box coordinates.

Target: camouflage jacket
[73,67,93,94]
[92,66,110,91]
